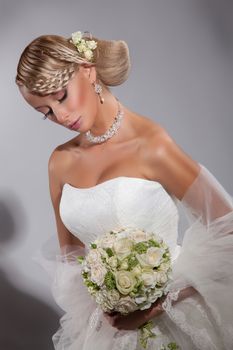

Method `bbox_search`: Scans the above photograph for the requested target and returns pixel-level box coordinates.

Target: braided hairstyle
[15,33,131,96]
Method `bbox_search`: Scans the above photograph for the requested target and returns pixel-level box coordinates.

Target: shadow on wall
[0,193,59,350]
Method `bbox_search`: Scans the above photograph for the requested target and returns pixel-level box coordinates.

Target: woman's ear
[80,65,97,83]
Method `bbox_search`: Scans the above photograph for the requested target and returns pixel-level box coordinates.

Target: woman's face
[18,65,99,132]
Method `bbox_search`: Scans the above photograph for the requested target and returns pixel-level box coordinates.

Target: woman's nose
[52,104,69,124]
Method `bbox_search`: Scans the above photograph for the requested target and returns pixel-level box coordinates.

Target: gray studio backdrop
[0,0,232,349]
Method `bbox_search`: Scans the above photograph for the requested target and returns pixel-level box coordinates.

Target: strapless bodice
[59,176,181,261]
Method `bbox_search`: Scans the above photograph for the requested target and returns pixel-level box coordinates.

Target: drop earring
[92,81,104,104]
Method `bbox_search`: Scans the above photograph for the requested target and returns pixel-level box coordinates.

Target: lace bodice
[59,176,181,261]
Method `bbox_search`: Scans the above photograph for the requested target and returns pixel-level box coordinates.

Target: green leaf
[77,256,84,264]
[134,242,147,254]
[105,247,114,257]
[104,271,116,290]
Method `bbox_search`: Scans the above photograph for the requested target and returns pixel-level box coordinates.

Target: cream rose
[129,229,150,243]
[86,249,102,266]
[115,270,136,295]
[71,31,82,44]
[158,262,170,272]
[154,271,168,284]
[136,247,164,268]
[147,288,163,304]
[99,234,115,249]
[131,265,142,277]
[84,49,93,60]
[120,260,129,270]
[86,40,97,50]
[115,296,138,314]
[106,289,120,306]
[141,271,156,287]
[107,256,118,269]
[90,263,107,286]
[113,238,133,260]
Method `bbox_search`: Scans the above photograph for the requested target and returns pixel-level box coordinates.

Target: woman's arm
[48,148,85,250]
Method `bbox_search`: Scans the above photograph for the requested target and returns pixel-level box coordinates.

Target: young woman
[16,31,233,350]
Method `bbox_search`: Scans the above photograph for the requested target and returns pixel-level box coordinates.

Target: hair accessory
[85,97,124,144]
[70,31,97,61]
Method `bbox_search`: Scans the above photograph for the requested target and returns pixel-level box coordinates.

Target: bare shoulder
[48,138,81,190]
[139,118,201,200]
[48,141,85,249]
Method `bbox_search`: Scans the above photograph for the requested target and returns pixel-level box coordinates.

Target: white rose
[96,289,120,311]
[77,43,87,53]
[154,271,168,284]
[136,247,164,268]
[131,265,142,277]
[147,288,163,303]
[84,49,93,60]
[99,234,115,249]
[113,238,133,260]
[135,296,147,304]
[115,270,136,295]
[129,229,150,243]
[106,289,120,306]
[86,249,102,266]
[141,271,156,287]
[115,296,138,314]
[87,40,97,50]
[71,31,82,44]
[107,256,118,269]
[90,263,107,286]
[158,262,171,272]
[120,260,129,270]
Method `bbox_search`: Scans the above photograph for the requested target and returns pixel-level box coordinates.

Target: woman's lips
[70,116,82,130]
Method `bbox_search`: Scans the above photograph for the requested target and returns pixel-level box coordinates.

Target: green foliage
[127,255,139,270]
[139,320,157,348]
[104,271,116,290]
[82,271,88,279]
[148,239,160,247]
[77,256,84,264]
[90,243,97,249]
[105,247,114,257]
[84,279,100,291]
[161,342,180,350]
[134,242,147,254]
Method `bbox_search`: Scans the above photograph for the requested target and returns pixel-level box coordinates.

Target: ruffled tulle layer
[33,164,233,350]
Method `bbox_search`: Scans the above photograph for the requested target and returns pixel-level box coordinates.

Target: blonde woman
[16,31,233,350]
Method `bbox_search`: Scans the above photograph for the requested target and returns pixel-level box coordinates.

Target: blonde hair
[15,33,131,95]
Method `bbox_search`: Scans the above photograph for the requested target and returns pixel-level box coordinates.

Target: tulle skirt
[33,210,233,350]
[33,164,233,349]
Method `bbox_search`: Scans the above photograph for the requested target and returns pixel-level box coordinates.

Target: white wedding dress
[34,163,233,350]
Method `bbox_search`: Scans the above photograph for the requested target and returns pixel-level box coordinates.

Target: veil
[161,164,233,349]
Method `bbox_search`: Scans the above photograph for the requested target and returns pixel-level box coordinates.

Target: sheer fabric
[161,164,233,349]
[33,164,233,349]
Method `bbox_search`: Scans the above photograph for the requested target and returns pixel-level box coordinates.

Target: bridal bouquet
[78,226,178,349]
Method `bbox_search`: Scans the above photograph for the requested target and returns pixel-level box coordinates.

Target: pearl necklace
[85,99,124,144]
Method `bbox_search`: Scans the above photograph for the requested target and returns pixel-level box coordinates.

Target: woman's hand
[103,297,165,331]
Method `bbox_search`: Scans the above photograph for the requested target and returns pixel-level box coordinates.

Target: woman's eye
[59,90,67,102]
[41,90,67,120]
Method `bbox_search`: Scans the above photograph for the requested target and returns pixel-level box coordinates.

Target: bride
[15,30,233,350]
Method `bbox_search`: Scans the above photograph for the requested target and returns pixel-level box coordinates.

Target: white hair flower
[70,31,97,61]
